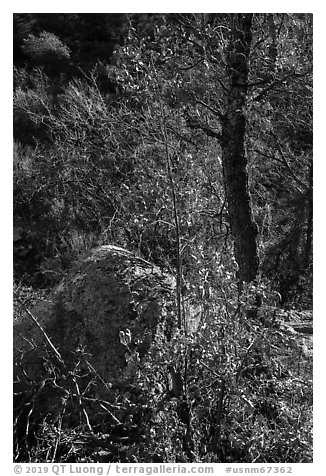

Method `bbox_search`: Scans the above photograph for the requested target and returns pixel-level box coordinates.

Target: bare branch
[178,57,204,71]
[184,109,222,142]
[194,97,225,122]
[254,143,308,191]
[14,292,64,365]
[252,68,312,102]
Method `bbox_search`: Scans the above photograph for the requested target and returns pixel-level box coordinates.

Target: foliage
[13,13,313,462]
[22,31,71,62]
[14,276,312,463]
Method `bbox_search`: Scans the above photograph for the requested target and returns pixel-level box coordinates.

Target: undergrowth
[13,279,312,463]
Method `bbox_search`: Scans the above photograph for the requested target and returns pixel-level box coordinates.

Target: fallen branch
[14,291,64,365]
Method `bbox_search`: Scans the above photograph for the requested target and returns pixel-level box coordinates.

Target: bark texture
[222,14,259,284]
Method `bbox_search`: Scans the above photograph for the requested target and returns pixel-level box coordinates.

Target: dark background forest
[13,13,313,463]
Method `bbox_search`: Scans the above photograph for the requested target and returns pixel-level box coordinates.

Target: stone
[14,245,177,384]
[13,245,177,451]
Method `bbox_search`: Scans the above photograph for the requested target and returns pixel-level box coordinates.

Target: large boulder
[14,245,177,382]
[13,245,178,454]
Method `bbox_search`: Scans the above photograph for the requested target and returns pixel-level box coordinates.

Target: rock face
[14,245,177,384]
[14,245,177,452]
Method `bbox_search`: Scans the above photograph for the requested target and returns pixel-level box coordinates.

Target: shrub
[22,31,71,62]
[14,274,312,463]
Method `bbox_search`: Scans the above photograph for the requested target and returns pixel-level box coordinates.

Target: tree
[13,14,313,463]
[159,14,259,286]
[157,13,312,298]
[247,13,313,305]
[13,13,312,306]
[221,14,259,284]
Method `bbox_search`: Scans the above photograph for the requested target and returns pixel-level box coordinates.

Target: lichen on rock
[14,245,177,384]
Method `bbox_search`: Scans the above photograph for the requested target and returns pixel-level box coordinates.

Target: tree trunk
[221,14,259,284]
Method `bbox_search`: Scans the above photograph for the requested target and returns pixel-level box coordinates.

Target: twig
[199,359,223,380]
[14,291,64,365]
[212,377,225,453]
[270,132,309,190]
[157,102,184,330]
[73,376,93,433]
[194,97,225,122]
[252,68,312,102]
[51,400,66,462]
